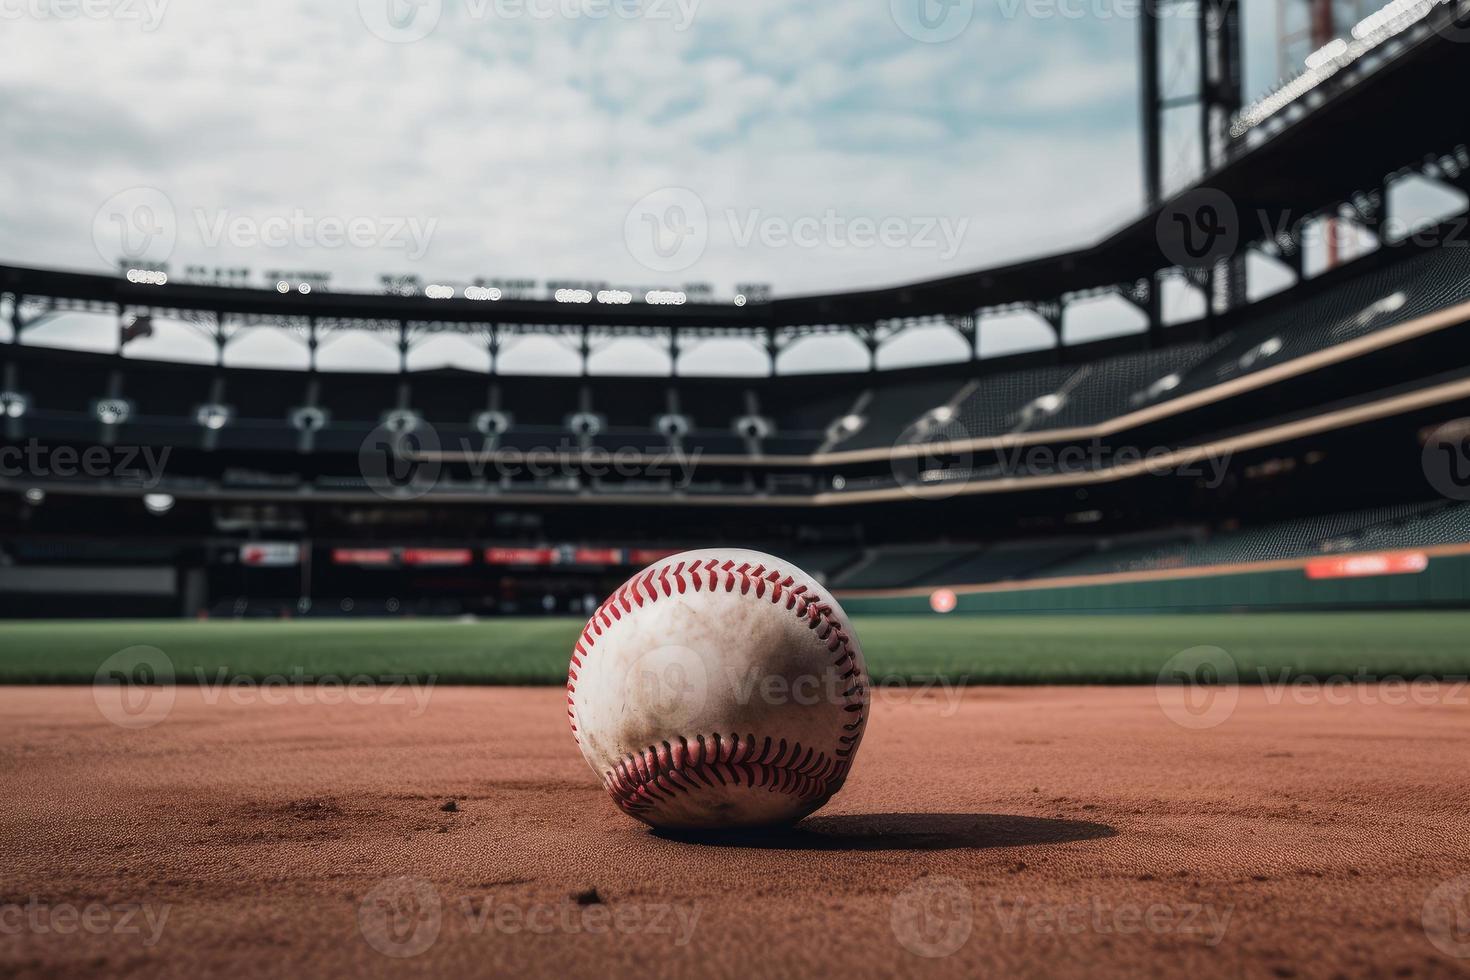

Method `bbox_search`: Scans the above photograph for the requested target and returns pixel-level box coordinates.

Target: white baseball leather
[567,549,869,830]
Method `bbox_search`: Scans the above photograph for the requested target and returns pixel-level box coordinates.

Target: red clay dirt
[1,685,1468,979]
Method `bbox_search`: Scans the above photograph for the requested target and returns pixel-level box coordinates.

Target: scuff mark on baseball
[567,549,870,830]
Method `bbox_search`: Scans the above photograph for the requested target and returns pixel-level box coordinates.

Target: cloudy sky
[0,0,1297,371]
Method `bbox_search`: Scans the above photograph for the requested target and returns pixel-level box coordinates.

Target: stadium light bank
[1232,0,1456,137]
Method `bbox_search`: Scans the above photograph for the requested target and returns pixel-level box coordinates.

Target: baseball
[567,549,870,830]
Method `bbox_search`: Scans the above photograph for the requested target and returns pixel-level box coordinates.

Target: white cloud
[0,0,1143,369]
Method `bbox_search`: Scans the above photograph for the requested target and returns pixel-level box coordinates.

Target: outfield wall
[837,547,1470,615]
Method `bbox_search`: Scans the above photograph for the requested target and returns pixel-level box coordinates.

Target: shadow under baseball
[653,812,1117,851]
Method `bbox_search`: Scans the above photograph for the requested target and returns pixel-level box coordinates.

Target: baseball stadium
[3,0,1470,977]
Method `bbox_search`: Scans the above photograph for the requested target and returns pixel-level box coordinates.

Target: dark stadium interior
[3,6,1470,621]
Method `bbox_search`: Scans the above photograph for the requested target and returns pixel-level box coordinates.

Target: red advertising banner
[332,549,396,567]
[485,547,557,566]
[239,542,301,567]
[573,548,624,566]
[1305,551,1429,580]
[402,549,474,567]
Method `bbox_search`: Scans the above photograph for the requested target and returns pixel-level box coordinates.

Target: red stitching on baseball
[567,557,869,810]
[603,733,849,816]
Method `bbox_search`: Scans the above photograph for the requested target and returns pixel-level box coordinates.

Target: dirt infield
[2,685,1468,978]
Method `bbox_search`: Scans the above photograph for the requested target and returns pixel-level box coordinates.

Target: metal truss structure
[3,3,1468,378]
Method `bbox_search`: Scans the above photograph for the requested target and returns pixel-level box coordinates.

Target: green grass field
[1,612,1468,684]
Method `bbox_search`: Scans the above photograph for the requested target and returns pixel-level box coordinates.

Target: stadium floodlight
[0,391,27,419]
[832,475,847,490]
[425,284,455,300]
[94,398,132,425]
[596,289,633,305]
[1019,393,1067,424]
[143,493,175,516]
[1238,337,1284,371]
[734,414,773,439]
[734,295,747,307]
[195,403,233,431]
[828,413,867,441]
[555,288,593,304]
[276,281,291,293]
[298,283,312,295]
[125,269,168,285]
[465,286,502,301]
[473,410,512,436]
[382,409,421,434]
[654,413,691,438]
[289,406,328,432]
[1233,0,1452,136]
[22,488,44,505]
[645,290,687,306]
